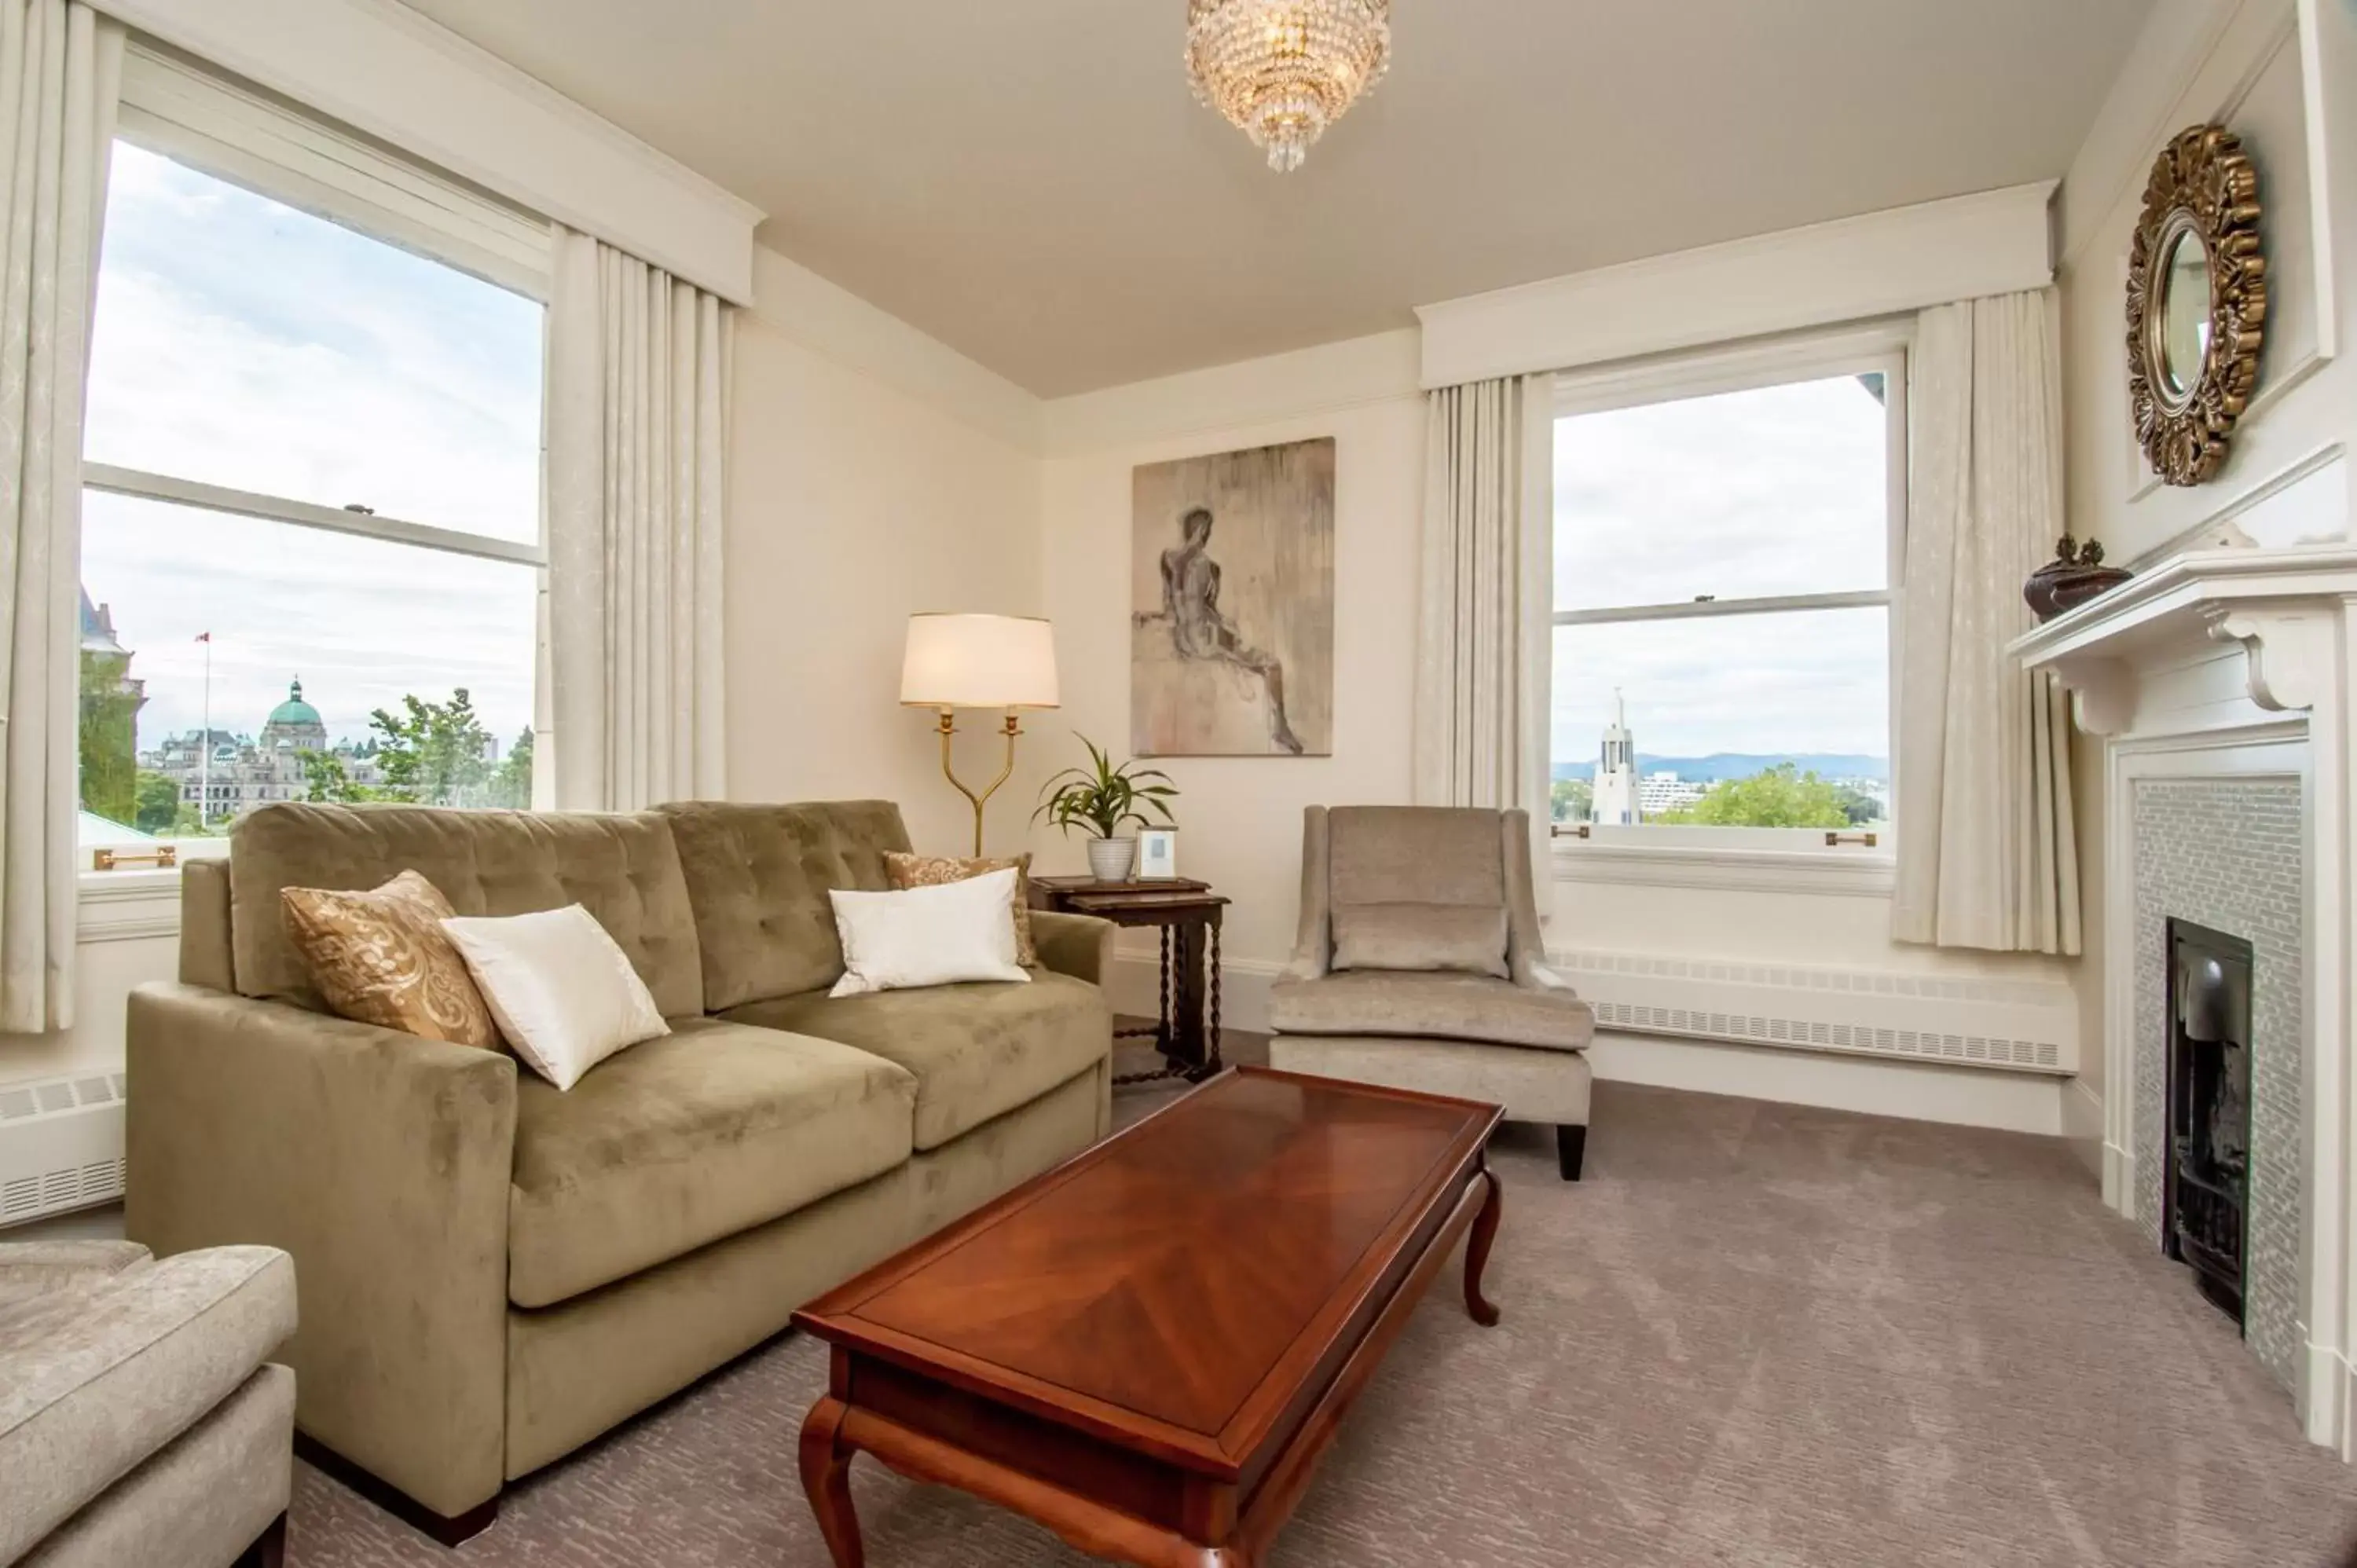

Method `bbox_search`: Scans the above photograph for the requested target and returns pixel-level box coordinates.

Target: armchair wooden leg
[1556,1124,1586,1182]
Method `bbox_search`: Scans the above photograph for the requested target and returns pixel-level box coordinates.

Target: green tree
[487,727,533,809]
[1651,763,1852,828]
[78,648,143,827]
[1550,776,1593,822]
[369,690,495,807]
[1834,786,1885,826]
[133,769,183,834]
[299,749,372,804]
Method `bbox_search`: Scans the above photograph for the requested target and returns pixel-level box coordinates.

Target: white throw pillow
[827,867,1032,998]
[439,904,669,1090]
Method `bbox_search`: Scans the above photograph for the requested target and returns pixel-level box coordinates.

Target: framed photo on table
[1137,827,1178,881]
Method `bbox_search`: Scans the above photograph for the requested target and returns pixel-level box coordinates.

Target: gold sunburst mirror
[2125,124,2267,486]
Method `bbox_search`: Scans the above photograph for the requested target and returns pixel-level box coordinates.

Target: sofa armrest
[1031,910,1116,986]
[124,983,517,1520]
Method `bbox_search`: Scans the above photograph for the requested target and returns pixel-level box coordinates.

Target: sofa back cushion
[656,800,913,1009]
[228,804,704,1019]
[1325,806,1509,976]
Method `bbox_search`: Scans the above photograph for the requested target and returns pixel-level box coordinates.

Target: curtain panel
[0,0,119,1031]
[1893,289,2081,954]
[547,228,731,812]
[1413,374,1553,899]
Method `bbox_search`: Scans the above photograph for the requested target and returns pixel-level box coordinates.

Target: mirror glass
[2158,225,2212,397]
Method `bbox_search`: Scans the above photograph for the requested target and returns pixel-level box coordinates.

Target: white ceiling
[400,0,2153,398]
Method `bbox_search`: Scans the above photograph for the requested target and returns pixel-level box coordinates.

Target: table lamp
[900,613,1061,855]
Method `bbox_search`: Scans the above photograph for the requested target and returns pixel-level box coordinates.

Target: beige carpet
[287,1076,2357,1566]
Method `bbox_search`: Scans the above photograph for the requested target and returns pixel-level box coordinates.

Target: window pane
[77,493,537,837]
[1550,608,1890,829]
[1553,372,1890,613]
[86,143,544,542]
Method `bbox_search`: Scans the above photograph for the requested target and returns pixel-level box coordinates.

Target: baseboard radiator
[1550,950,2075,1075]
[0,1071,127,1227]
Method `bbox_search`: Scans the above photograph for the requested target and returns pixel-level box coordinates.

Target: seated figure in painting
[1141,505,1305,756]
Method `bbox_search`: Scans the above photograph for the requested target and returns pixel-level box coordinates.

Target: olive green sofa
[123,800,1113,1545]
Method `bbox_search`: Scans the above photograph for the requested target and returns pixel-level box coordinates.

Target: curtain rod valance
[86,0,763,305]
[1413,182,2055,390]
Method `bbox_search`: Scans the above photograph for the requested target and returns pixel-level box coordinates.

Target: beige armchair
[0,1240,295,1568]
[1268,805,1595,1179]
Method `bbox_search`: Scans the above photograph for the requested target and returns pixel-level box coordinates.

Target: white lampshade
[900,614,1061,709]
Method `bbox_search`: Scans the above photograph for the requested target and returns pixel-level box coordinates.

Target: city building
[141,678,385,823]
[77,589,145,828]
[1638,772,1706,816]
[1590,688,1640,825]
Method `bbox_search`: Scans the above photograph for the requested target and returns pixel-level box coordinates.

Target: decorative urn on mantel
[2024,535,2132,623]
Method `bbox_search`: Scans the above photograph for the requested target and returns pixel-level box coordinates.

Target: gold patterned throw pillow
[280,870,501,1049]
[884,852,1038,968]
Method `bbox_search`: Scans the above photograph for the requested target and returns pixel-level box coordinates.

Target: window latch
[342,503,376,515]
[92,847,178,872]
[1552,822,1591,839]
[1825,831,1879,848]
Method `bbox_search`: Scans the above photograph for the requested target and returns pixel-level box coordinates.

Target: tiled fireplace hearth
[2133,789,2302,1387]
[2015,543,2357,1457]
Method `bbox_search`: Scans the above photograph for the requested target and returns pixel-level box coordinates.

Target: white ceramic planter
[1086,835,1138,883]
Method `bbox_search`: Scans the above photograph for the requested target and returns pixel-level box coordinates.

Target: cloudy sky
[1551,374,1892,767]
[81,143,544,753]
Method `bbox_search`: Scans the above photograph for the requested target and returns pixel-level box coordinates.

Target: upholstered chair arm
[1501,808,1574,992]
[124,983,518,1522]
[1285,805,1334,981]
[1030,910,1116,986]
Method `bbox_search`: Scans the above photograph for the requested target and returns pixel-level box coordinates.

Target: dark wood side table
[1031,875,1229,1085]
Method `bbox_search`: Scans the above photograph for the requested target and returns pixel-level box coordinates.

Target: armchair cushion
[0,1244,294,1566]
[1269,969,1593,1053]
[1331,902,1508,978]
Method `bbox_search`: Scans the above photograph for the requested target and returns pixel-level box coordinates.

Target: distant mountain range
[1552,753,1888,784]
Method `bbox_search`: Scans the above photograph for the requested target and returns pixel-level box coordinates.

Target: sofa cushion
[1269,969,1594,1053]
[229,803,704,1020]
[0,1244,295,1567]
[658,800,913,1009]
[724,972,1110,1152]
[1331,902,1509,978]
[506,1017,915,1308]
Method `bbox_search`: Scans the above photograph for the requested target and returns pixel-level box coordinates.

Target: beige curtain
[1893,289,2080,954]
[0,0,119,1031]
[546,228,731,811]
[1413,375,1552,899]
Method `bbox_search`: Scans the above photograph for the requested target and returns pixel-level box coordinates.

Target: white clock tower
[1591,688,1640,825]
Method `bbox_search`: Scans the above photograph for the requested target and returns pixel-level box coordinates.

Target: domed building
[259,678,328,753]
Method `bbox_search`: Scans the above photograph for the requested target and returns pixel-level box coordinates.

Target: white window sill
[1552,840,1897,898]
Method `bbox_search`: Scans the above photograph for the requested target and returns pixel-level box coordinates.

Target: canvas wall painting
[1131,437,1335,757]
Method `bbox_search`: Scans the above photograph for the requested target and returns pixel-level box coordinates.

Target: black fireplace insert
[2163,918,2253,1324]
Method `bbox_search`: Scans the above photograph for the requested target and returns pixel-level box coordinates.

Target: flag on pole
[194,632,211,643]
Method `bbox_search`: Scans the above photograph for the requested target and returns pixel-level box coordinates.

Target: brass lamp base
[936,708,1023,856]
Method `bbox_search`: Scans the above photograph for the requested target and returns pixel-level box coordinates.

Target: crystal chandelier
[1185,0,1391,173]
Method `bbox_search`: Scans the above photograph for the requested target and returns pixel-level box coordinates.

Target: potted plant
[1035,735,1177,883]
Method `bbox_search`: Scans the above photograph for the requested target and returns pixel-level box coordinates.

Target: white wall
[725,245,1049,855]
[2056,0,2357,1163]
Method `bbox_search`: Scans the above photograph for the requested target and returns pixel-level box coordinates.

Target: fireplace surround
[2015,541,2357,1456]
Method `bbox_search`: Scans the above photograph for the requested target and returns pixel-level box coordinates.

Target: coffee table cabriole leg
[1462,1162,1503,1326]
[797,1396,864,1568]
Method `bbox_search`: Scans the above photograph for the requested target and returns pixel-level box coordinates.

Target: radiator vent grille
[1556,950,2072,1075]
[1588,1000,2061,1071]
[0,1071,129,1228]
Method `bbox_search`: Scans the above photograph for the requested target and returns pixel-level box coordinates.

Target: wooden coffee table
[793,1066,1506,1567]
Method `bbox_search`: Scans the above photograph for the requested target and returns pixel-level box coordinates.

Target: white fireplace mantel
[2011,542,2357,1458]
[2009,544,2357,735]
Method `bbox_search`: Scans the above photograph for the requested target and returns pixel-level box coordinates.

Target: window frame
[1545,321,1912,890]
[78,49,554,881]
